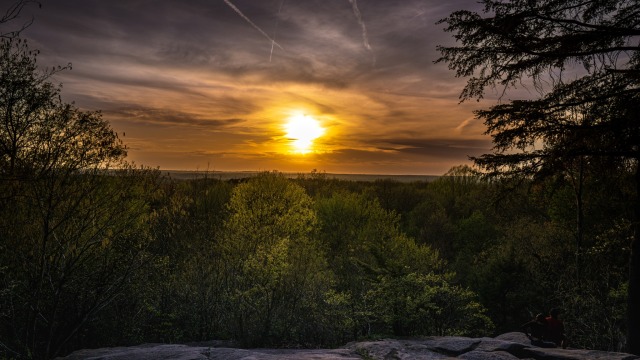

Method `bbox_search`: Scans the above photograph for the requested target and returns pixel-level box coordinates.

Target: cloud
[108,106,245,130]
[375,137,492,159]
[18,0,490,174]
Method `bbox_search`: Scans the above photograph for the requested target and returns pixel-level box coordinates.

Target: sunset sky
[17,0,494,175]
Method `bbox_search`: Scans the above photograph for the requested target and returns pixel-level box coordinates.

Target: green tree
[107,177,233,345]
[368,273,493,337]
[453,210,499,284]
[171,178,232,341]
[0,35,155,359]
[315,191,442,338]
[437,0,640,352]
[221,172,331,346]
[473,175,631,348]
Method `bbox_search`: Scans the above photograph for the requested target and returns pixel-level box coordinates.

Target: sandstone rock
[60,343,362,360]
[58,333,640,360]
[458,350,520,360]
[347,339,453,359]
[60,343,211,360]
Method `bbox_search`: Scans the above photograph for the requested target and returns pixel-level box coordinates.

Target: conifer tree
[437,0,639,352]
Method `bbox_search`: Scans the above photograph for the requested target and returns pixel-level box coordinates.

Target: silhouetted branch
[0,0,40,38]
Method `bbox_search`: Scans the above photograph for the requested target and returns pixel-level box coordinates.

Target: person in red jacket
[545,308,567,348]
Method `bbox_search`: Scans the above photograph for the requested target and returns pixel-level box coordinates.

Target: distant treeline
[164,170,441,183]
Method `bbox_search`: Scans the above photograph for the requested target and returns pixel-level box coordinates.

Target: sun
[284,114,325,154]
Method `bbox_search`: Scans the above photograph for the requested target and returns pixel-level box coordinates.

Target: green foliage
[559,281,628,352]
[453,211,499,283]
[221,172,332,346]
[315,191,442,278]
[0,167,159,358]
[314,190,449,339]
[368,273,493,337]
[1,159,632,354]
[0,33,156,359]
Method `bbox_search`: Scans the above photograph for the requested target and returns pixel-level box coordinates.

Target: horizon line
[161,170,443,182]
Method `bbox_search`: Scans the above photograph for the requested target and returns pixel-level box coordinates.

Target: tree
[314,191,442,338]
[0,38,125,179]
[221,172,332,346]
[368,273,493,337]
[0,35,154,359]
[437,0,640,352]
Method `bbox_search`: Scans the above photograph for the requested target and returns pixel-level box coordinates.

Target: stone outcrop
[58,332,639,360]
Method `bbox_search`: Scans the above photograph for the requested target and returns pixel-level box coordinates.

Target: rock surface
[58,332,639,360]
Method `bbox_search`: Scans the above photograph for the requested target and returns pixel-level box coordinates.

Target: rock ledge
[58,332,639,360]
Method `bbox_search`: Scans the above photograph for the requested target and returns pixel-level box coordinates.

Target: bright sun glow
[284,114,325,154]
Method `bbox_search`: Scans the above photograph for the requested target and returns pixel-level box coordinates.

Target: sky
[12,0,493,175]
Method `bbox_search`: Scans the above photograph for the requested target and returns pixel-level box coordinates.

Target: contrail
[270,0,285,62]
[223,0,283,50]
[348,0,371,51]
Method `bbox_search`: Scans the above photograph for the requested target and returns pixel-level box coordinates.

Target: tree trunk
[628,162,640,355]
[573,158,585,282]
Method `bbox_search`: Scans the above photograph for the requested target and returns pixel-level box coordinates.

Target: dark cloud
[108,106,245,129]
[22,0,476,91]
[376,138,493,159]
